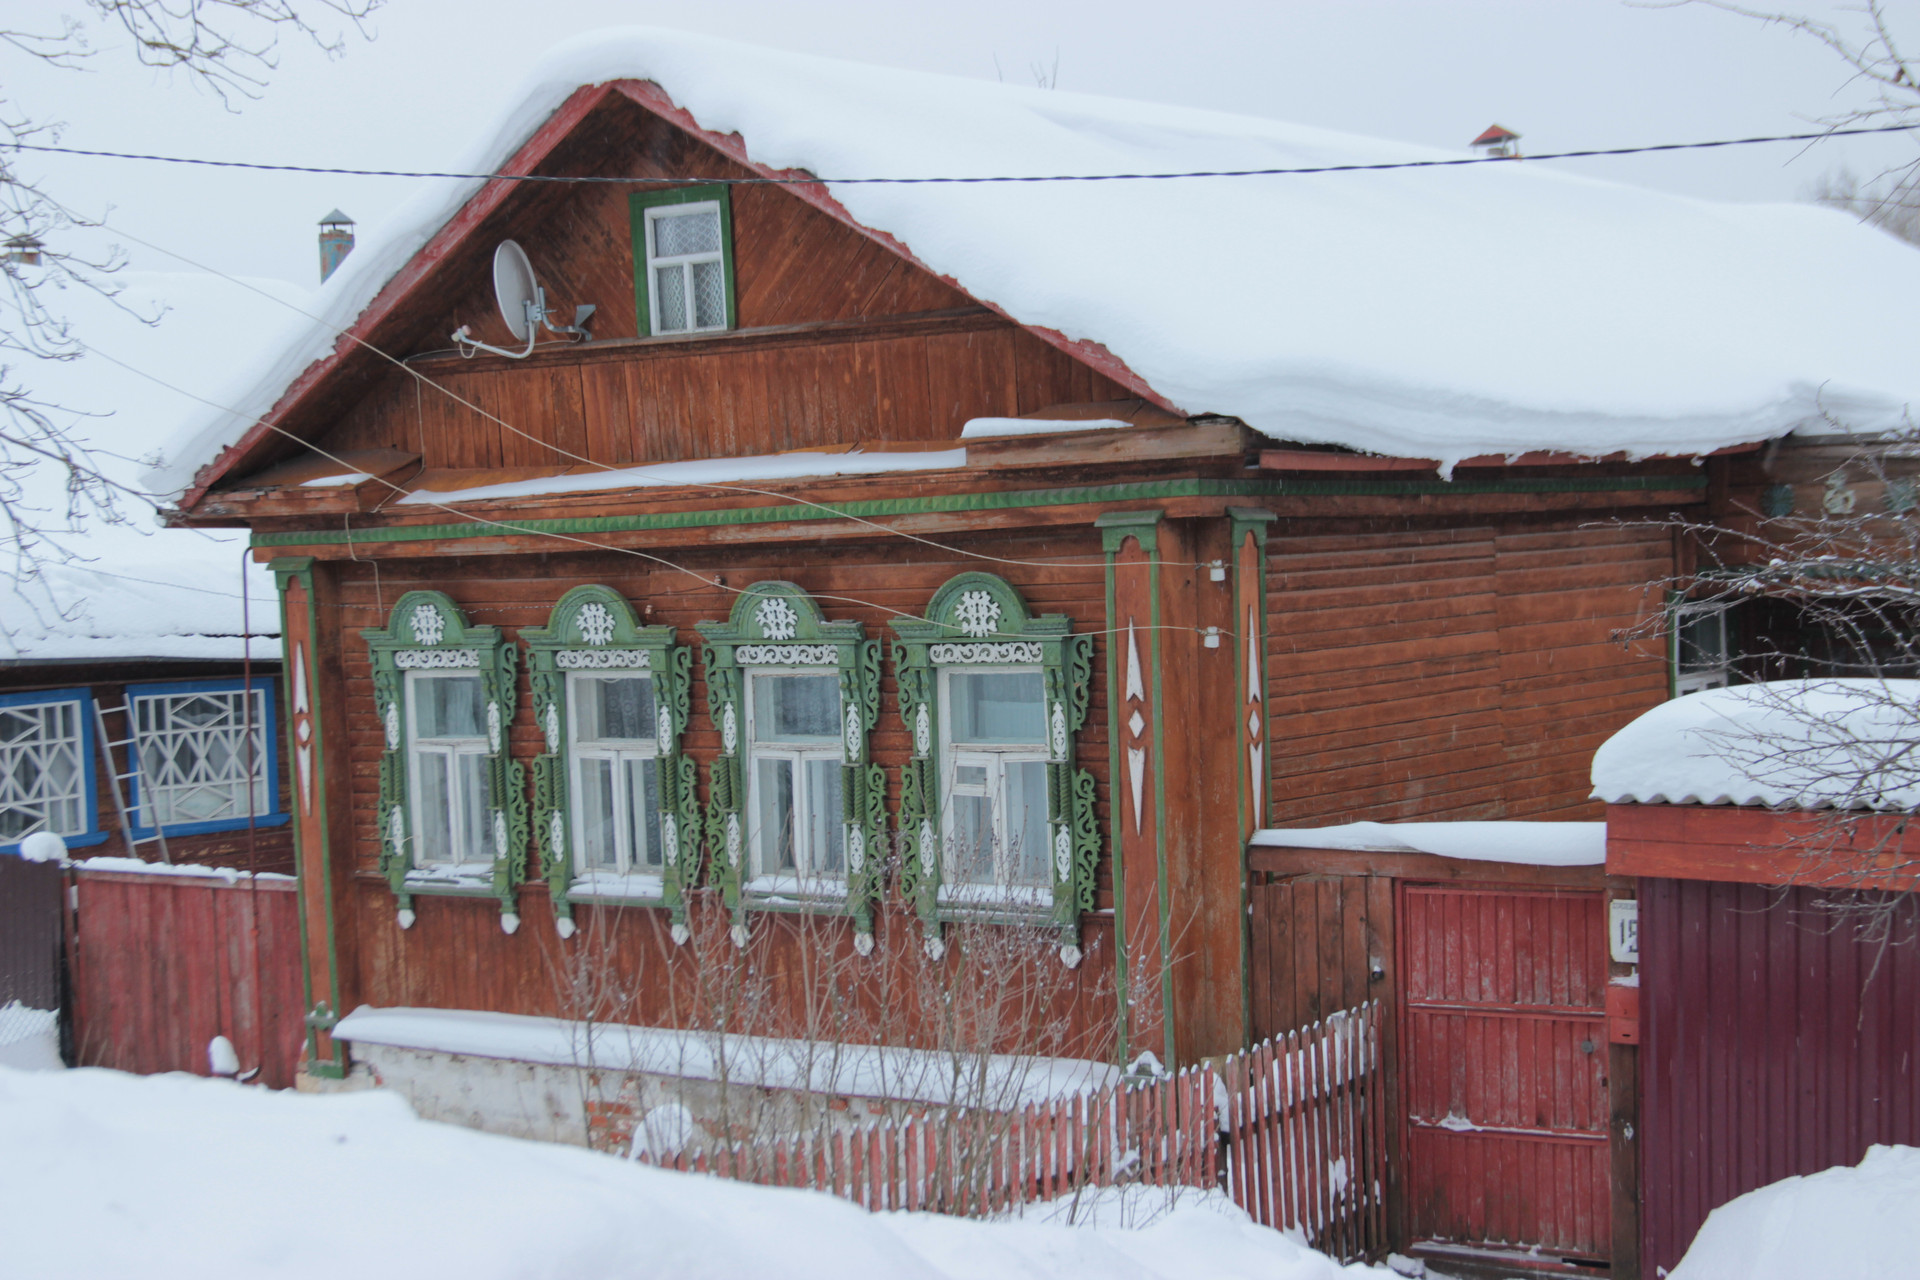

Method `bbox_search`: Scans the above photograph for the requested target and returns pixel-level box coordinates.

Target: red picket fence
[67,864,307,1088]
[632,1004,1386,1264]
[1220,1001,1388,1261]
[635,1062,1221,1216]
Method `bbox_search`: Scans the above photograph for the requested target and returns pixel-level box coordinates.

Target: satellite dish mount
[452,240,596,359]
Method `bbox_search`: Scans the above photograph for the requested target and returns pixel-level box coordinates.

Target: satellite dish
[451,240,597,360]
[493,240,539,341]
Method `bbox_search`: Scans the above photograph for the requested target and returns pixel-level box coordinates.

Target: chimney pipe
[318,210,355,282]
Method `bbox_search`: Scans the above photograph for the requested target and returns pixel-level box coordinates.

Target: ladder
[92,700,171,865]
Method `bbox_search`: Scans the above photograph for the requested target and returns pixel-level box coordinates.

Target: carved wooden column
[1099,511,1169,1068]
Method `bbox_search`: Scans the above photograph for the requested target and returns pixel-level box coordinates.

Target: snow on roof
[395,447,968,506]
[333,1005,1118,1108]
[3,271,305,663]
[147,28,1920,497]
[1251,820,1605,866]
[1591,679,1920,809]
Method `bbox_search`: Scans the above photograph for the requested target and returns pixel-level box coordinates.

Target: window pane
[1006,760,1051,886]
[577,756,617,870]
[627,756,663,870]
[949,671,1045,744]
[577,677,655,743]
[416,676,485,739]
[948,794,996,884]
[753,675,839,743]
[755,757,797,872]
[805,758,844,876]
[2,699,90,842]
[653,208,721,258]
[655,264,687,331]
[458,751,492,862]
[691,259,725,329]
[416,753,452,864]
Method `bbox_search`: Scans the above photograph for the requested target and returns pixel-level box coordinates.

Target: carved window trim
[361,591,525,929]
[521,586,694,938]
[890,572,1096,965]
[696,582,884,949]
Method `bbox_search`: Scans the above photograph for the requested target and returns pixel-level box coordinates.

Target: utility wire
[11,121,1920,186]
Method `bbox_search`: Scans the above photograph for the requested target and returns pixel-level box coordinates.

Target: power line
[11,121,1920,186]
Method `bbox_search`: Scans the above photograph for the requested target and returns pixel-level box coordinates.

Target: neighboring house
[145,30,1920,1276]
[1,272,301,871]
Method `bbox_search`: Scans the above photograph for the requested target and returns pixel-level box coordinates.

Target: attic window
[631,185,735,337]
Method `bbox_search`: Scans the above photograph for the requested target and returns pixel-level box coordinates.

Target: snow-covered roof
[3,270,305,663]
[1591,679,1920,809]
[149,28,1920,496]
[1251,821,1605,866]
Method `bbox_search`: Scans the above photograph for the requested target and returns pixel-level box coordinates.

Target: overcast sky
[5,0,1918,287]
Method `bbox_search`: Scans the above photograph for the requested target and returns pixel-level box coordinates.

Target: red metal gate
[1397,883,1609,1269]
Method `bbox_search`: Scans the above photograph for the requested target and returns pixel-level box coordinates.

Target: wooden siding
[1265,519,1671,825]
[317,531,1119,1054]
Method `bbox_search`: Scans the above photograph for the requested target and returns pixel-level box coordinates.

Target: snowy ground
[0,1066,1394,1279]
[1669,1145,1920,1280]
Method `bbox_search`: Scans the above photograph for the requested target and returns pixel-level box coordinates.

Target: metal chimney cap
[318,209,355,227]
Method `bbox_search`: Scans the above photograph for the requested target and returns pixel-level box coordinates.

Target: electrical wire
[11,121,1920,185]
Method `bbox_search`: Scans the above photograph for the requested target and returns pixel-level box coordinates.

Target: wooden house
[148,31,1920,1276]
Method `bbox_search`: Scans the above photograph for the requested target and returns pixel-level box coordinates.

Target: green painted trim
[1664,588,1682,702]
[888,572,1095,957]
[521,586,691,932]
[1225,509,1274,1052]
[248,474,1707,551]
[630,184,737,337]
[269,556,345,1075]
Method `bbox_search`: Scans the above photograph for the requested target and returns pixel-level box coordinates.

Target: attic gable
[177,80,1158,509]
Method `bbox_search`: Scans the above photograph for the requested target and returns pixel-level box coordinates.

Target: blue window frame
[125,678,287,839]
[0,687,105,855]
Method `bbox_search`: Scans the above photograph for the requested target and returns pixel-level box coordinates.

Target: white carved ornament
[929,642,1043,665]
[913,704,931,756]
[725,813,742,865]
[543,703,560,754]
[1054,825,1071,879]
[844,704,862,758]
[575,601,616,646]
[486,701,502,752]
[721,703,738,754]
[548,810,564,856]
[736,643,834,666]
[387,804,405,852]
[383,702,400,751]
[755,596,799,641]
[952,589,1002,638]
[655,704,674,756]
[663,813,679,861]
[1050,702,1068,758]
[395,649,480,670]
[409,602,445,646]
[847,825,865,875]
[556,649,648,670]
[492,811,508,857]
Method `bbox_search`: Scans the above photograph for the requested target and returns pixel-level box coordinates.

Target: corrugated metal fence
[1640,877,1920,1276]
[0,855,64,1053]
[68,866,307,1088]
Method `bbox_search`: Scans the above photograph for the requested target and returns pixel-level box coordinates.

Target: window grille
[130,686,270,828]
[0,696,89,844]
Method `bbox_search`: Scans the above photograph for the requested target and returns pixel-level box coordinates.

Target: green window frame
[890,572,1097,966]
[629,184,737,337]
[696,582,885,949]
[522,586,696,938]
[361,591,526,930]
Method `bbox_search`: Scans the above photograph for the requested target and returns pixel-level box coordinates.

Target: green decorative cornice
[248,474,1708,550]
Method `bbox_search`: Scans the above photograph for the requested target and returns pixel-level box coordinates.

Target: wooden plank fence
[633,1003,1387,1264]
[68,866,307,1088]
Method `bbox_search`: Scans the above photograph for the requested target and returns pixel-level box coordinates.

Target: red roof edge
[177,77,1174,512]
[1471,124,1520,146]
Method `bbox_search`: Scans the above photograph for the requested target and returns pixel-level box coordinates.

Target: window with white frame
[644,201,727,335]
[1673,602,1731,695]
[939,668,1051,892]
[568,672,663,876]
[405,671,494,868]
[745,670,844,887]
[130,684,271,829]
[0,693,89,845]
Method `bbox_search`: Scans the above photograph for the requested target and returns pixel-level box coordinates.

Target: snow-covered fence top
[1252,821,1604,866]
[1591,679,1920,810]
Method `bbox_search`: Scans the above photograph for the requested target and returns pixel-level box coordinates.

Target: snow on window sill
[568,870,666,902]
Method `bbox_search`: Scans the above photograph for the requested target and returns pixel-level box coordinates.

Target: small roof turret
[319,209,355,227]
